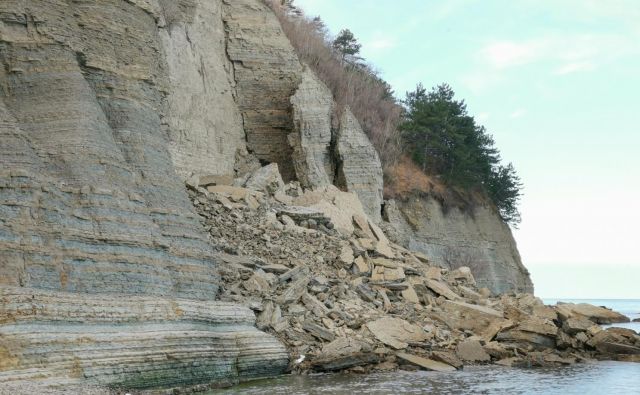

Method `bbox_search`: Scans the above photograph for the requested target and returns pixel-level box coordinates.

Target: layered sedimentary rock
[383,197,533,294]
[222,0,303,181]
[335,109,384,222]
[289,68,335,189]
[161,0,246,179]
[1,0,537,390]
[0,0,287,390]
[0,287,287,389]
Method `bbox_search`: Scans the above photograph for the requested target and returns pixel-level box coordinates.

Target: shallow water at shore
[211,362,640,395]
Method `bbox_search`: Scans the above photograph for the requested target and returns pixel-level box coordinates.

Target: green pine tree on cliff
[400,83,523,226]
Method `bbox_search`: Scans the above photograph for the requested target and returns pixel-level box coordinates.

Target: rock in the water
[431,350,464,370]
[311,353,381,372]
[496,330,556,349]
[562,317,596,335]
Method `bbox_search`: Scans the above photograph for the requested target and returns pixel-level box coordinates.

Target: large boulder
[436,300,504,333]
[555,303,630,324]
[366,317,429,350]
[243,163,285,195]
[456,339,491,362]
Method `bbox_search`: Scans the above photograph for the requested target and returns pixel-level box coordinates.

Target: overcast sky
[294,0,640,298]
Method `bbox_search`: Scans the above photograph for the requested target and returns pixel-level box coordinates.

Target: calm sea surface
[211,299,640,395]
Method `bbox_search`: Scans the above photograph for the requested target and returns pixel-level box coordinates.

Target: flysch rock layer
[0,287,287,389]
[335,109,384,222]
[161,0,247,180]
[0,0,287,391]
[383,198,533,295]
[289,68,335,189]
[222,0,303,182]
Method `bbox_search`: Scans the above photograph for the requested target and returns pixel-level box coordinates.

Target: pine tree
[332,29,362,64]
[400,83,522,225]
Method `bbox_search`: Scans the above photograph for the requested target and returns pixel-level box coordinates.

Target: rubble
[185,170,639,376]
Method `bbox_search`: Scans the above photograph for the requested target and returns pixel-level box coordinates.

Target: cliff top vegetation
[266,0,522,225]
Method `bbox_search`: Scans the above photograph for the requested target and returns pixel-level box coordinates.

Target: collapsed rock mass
[188,165,639,375]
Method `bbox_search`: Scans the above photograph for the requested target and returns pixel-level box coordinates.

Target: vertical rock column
[335,109,385,222]
[160,0,247,180]
[289,68,336,188]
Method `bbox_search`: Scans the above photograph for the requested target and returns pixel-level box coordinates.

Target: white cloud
[365,37,397,52]
[482,40,546,69]
[466,32,639,92]
[554,61,595,75]
[480,34,637,72]
[510,109,527,119]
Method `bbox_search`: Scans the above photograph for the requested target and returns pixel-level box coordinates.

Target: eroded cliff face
[0,0,532,390]
[0,0,286,390]
[383,197,533,295]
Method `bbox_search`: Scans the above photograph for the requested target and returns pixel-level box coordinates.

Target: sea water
[211,299,640,395]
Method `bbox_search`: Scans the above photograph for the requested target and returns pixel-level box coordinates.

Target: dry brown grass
[384,157,446,198]
[265,1,403,171]
[385,157,489,211]
[264,2,488,209]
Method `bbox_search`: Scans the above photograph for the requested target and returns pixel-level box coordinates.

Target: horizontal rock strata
[383,198,533,294]
[0,287,288,389]
[0,0,288,391]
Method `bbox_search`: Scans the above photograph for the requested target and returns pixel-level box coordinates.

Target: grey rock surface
[383,198,533,294]
[289,68,335,188]
[335,109,384,222]
[161,0,246,180]
[222,0,303,181]
[0,0,287,390]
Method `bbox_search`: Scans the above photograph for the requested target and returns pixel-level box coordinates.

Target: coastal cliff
[0,0,552,391]
[0,0,288,390]
[383,197,533,295]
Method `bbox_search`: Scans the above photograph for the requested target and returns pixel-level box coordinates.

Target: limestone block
[366,317,429,349]
[335,109,384,222]
[290,68,335,188]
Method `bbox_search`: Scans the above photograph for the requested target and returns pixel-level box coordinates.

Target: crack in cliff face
[221,0,302,182]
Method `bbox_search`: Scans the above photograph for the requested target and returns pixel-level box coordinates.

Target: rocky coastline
[1,0,638,393]
[187,167,639,380]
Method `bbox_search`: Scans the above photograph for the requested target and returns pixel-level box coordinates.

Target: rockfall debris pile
[188,164,639,374]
